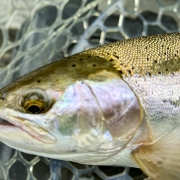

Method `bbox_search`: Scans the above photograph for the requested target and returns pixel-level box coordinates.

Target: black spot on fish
[72,64,76,67]
[112,52,119,59]
[119,70,122,74]
[154,60,157,63]
[157,161,162,165]
[147,58,149,61]
[147,72,151,76]
[37,80,41,83]
[92,64,97,67]
[79,58,83,61]
[110,59,113,62]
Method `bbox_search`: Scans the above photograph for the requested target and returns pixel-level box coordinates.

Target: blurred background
[0,0,179,179]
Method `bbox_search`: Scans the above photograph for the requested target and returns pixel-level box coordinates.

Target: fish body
[0,33,180,179]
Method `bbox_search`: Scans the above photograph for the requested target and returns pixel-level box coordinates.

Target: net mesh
[0,0,179,179]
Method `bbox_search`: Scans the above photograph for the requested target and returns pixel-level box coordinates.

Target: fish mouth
[0,112,56,144]
[0,119,15,126]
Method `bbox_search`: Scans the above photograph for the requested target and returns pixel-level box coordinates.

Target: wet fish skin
[0,33,180,179]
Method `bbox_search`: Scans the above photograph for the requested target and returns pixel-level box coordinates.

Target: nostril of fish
[1,92,6,100]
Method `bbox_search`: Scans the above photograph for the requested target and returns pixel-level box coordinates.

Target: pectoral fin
[131,129,180,180]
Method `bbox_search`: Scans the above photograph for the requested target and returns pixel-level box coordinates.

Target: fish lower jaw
[0,120,56,144]
[0,113,56,144]
[0,120,15,126]
[0,120,38,142]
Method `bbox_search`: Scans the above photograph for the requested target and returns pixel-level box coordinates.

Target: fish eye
[24,100,45,114]
[19,88,52,114]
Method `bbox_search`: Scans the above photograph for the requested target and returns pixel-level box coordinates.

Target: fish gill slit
[83,81,105,122]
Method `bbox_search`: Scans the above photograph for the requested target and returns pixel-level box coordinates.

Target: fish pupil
[27,105,41,114]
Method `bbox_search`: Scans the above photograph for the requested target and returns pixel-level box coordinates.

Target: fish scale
[125,73,180,137]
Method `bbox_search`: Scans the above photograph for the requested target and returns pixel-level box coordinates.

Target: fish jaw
[0,122,78,157]
[0,107,56,144]
[0,107,79,154]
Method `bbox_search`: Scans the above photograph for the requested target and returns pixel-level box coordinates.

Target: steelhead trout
[0,33,180,179]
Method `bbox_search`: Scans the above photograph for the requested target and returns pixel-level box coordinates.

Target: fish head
[0,55,141,164]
